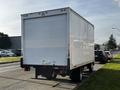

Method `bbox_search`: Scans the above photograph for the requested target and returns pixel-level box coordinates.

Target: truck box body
[21,7,94,70]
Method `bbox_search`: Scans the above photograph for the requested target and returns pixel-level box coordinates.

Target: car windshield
[95,51,103,55]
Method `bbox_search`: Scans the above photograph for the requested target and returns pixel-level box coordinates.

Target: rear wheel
[46,70,57,80]
[70,68,83,82]
[24,66,30,71]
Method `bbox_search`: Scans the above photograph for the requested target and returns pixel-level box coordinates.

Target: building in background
[10,36,21,49]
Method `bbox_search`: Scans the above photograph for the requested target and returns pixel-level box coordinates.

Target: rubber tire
[46,71,57,80]
[70,68,82,82]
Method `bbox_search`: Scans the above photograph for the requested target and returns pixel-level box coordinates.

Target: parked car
[10,49,22,56]
[0,51,6,57]
[6,50,16,57]
[105,51,113,60]
[0,50,16,57]
[15,50,21,56]
[95,50,108,63]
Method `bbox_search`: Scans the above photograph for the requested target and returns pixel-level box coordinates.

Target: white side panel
[23,14,68,66]
[69,10,94,69]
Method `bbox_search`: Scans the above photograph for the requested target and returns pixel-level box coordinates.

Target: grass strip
[0,57,21,63]
[113,53,120,59]
[74,59,120,90]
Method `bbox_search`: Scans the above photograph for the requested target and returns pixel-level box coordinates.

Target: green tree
[107,34,117,50]
[0,32,11,49]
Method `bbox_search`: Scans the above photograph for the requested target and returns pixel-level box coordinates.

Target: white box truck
[21,7,94,81]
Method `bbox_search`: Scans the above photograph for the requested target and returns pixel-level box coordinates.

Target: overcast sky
[0,0,120,44]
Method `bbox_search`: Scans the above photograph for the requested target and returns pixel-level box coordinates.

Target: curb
[0,61,20,64]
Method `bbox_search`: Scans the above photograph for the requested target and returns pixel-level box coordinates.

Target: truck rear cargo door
[23,14,68,66]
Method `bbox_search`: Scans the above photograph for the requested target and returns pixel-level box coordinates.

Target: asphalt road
[0,62,104,90]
